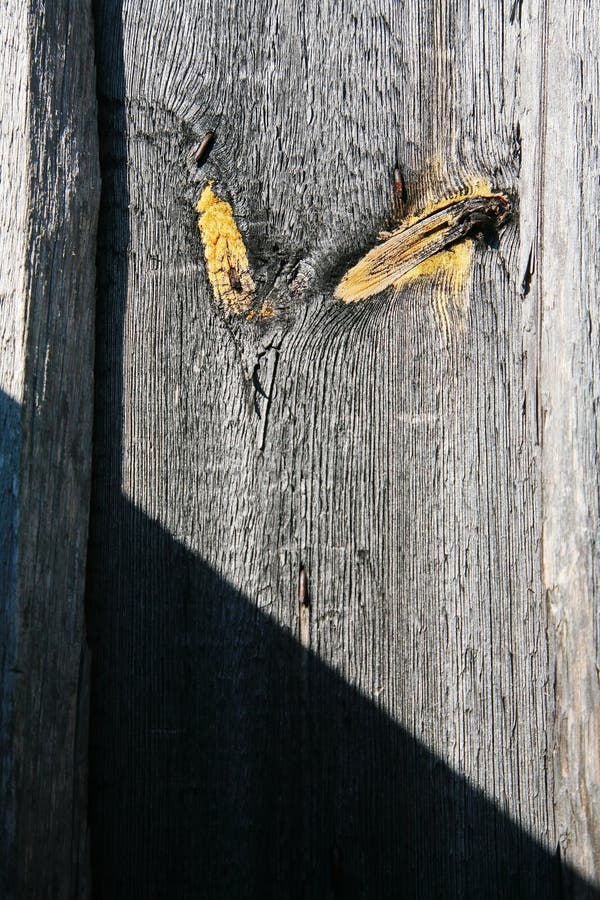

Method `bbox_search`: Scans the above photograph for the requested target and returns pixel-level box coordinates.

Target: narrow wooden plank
[0,0,99,895]
[520,0,600,890]
[87,0,597,896]
[0,3,29,884]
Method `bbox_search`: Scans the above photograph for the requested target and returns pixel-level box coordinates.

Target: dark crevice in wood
[509,0,523,26]
[521,244,535,297]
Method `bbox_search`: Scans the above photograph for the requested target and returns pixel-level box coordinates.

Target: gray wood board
[529,1,600,887]
[87,0,599,896]
[0,0,99,895]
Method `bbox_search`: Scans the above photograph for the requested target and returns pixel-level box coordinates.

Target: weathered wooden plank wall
[86,0,599,896]
[0,0,99,896]
[0,0,596,896]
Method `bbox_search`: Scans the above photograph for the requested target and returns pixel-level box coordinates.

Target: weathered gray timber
[0,0,592,895]
[532,4,600,886]
[0,0,99,895]
[86,0,599,896]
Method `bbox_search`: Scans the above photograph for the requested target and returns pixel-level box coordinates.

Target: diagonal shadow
[86,491,600,900]
[87,2,599,897]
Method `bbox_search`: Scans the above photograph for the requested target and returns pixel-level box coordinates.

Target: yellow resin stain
[196,182,256,315]
[392,179,496,336]
[335,178,505,306]
[258,303,275,319]
[394,240,474,339]
[337,176,502,337]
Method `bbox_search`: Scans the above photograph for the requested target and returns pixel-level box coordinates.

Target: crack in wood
[252,344,280,450]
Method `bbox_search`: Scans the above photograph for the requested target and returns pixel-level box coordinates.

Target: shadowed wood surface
[86,0,600,897]
[0,0,99,896]
[86,0,599,896]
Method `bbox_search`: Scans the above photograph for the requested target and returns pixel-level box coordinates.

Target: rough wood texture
[528,1,599,887]
[87,0,599,897]
[0,3,29,880]
[0,0,99,896]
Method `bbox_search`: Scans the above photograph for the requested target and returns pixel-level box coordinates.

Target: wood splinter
[393,166,407,217]
[298,566,309,607]
[193,130,216,166]
[335,190,511,303]
[298,565,310,648]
